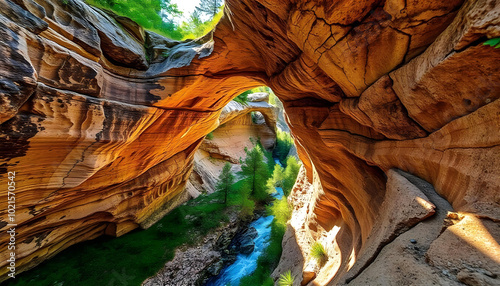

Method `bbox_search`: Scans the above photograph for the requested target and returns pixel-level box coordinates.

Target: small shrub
[282,156,301,197]
[206,132,214,140]
[233,86,273,104]
[233,91,250,104]
[278,270,294,286]
[310,241,328,265]
[484,38,500,48]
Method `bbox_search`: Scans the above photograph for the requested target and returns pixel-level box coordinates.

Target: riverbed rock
[0,0,499,284]
[230,226,258,255]
[239,239,255,255]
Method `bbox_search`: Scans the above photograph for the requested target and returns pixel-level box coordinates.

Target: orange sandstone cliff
[0,0,499,284]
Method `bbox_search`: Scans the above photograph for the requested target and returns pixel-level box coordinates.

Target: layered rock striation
[0,0,499,284]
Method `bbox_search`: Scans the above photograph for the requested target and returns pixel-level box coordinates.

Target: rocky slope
[142,211,241,286]
[0,0,499,284]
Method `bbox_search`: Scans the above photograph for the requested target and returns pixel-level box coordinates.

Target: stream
[205,186,284,286]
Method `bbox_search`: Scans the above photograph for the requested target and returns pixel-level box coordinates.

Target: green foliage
[176,7,224,40]
[8,191,231,286]
[195,0,224,19]
[227,180,255,221]
[232,86,272,104]
[238,145,272,202]
[240,274,274,286]
[268,89,278,106]
[240,198,289,286]
[484,38,500,48]
[253,138,276,174]
[267,164,285,193]
[273,129,294,166]
[267,197,291,229]
[216,162,235,204]
[85,0,223,41]
[283,156,301,196]
[239,220,285,286]
[310,241,328,265]
[206,132,214,140]
[233,92,249,104]
[86,0,184,39]
[251,111,259,124]
[278,270,294,286]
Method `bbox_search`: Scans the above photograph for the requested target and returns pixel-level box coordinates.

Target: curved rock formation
[187,95,277,197]
[0,0,499,284]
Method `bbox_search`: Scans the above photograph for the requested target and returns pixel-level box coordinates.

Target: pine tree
[190,10,203,27]
[216,162,235,204]
[238,146,271,202]
[194,0,224,19]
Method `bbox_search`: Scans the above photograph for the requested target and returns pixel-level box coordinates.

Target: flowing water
[205,187,284,286]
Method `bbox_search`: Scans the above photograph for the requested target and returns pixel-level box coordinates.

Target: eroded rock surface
[186,95,277,197]
[0,0,499,284]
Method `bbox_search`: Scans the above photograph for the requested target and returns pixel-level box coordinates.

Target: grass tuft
[310,241,328,265]
[278,270,294,286]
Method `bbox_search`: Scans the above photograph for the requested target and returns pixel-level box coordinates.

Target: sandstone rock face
[0,0,499,284]
[186,97,277,197]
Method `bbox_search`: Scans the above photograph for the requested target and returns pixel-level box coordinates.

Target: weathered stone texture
[0,0,499,284]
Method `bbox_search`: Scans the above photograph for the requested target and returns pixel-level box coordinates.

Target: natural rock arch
[0,0,499,284]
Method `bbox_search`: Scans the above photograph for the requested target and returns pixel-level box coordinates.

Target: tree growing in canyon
[273,129,294,166]
[216,162,235,204]
[86,0,183,38]
[239,145,270,202]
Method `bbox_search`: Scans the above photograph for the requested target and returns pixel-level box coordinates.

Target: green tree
[195,0,224,19]
[239,146,271,202]
[266,163,284,195]
[283,156,301,196]
[86,0,183,38]
[272,164,285,187]
[190,10,203,27]
[273,129,294,166]
[216,162,235,204]
[227,181,255,220]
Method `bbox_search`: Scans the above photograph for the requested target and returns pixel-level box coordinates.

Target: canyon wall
[0,0,499,284]
[186,94,277,197]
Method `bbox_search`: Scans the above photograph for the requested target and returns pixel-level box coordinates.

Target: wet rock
[231,226,258,255]
[239,238,255,255]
